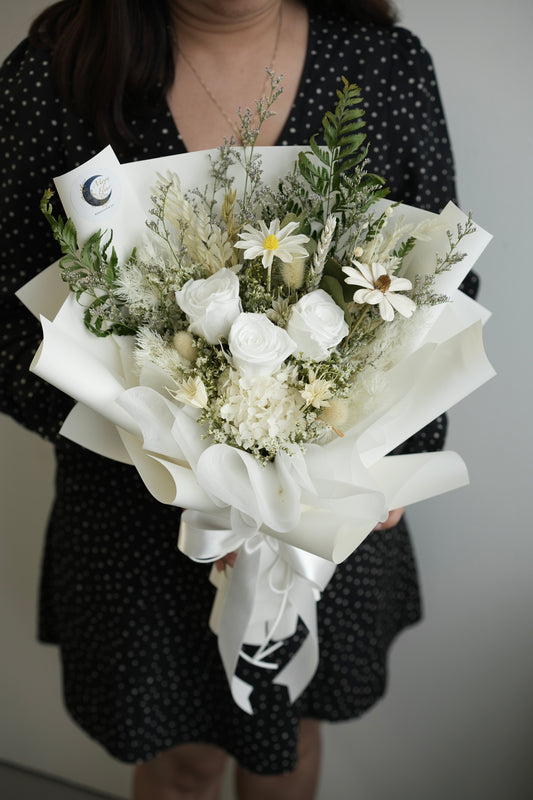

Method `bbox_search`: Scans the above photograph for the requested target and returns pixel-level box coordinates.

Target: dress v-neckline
[162,12,315,153]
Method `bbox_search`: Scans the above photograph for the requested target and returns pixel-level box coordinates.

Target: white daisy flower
[234,219,309,269]
[342,260,416,322]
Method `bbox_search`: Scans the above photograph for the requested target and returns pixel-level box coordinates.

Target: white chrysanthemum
[234,219,309,269]
[218,367,304,451]
[342,260,416,322]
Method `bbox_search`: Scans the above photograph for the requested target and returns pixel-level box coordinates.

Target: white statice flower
[167,376,208,409]
[229,313,296,376]
[218,367,304,451]
[234,219,309,269]
[301,371,333,409]
[342,260,416,322]
[176,268,242,344]
[286,289,349,360]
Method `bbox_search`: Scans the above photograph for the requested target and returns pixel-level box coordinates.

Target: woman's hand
[374,507,405,531]
[215,552,238,572]
[214,508,406,571]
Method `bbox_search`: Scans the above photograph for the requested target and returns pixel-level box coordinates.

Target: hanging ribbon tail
[177,509,265,712]
[272,573,322,702]
[231,676,255,715]
[272,545,336,702]
[178,506,338,713]
[215,539,265,713]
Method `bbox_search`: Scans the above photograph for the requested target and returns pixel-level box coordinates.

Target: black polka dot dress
[0,15,478,774]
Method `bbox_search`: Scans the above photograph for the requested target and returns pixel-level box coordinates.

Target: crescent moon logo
[81,174,112,207]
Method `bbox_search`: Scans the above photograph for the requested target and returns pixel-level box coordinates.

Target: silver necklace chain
[177,7,283,142]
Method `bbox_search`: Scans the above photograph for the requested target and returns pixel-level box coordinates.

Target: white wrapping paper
[17,146,495,711]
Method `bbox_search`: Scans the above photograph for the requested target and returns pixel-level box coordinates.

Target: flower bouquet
[18,78,494,712]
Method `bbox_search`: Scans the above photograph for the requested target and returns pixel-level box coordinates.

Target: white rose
[286,289,349,360]
[229,313,296,376]
[175,268,242,344]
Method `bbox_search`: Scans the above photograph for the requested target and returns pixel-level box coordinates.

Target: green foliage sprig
[40,189,136,336]
[296,78,388,222]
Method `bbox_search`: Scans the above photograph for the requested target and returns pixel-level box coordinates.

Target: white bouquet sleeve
[17,141,494,713]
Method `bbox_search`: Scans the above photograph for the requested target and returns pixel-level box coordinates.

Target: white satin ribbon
[178,508,336,713]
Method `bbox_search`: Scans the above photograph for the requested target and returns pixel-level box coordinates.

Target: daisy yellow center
[375,274,392,293]
[263,234,279,250]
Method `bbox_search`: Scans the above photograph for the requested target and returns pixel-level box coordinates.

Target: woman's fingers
[214,551,238,572]
[374,507,405,531]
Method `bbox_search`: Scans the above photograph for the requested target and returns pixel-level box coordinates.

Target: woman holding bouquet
[0,0,477,798]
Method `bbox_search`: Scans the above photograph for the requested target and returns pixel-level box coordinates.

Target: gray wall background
[1,1,531,798]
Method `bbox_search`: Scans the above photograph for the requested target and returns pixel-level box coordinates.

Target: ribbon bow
[178,507,336,713]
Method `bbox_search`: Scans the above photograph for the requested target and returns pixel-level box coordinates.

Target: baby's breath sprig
[207,142,237,199]
[434,213,476,275]
[232,70,284,215]
[238,69,284,149]
[411,274,449,307]
[411,214,476,307]
[238,261,277,314]
[145,180,184,270]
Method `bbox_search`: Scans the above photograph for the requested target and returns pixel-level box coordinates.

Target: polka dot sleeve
[384,28,480,301]
[375,28,479,455]
[382,28,456,210]
[0,41,73,440]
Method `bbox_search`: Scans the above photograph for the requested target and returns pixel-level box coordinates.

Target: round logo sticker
[70,168,121,222]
